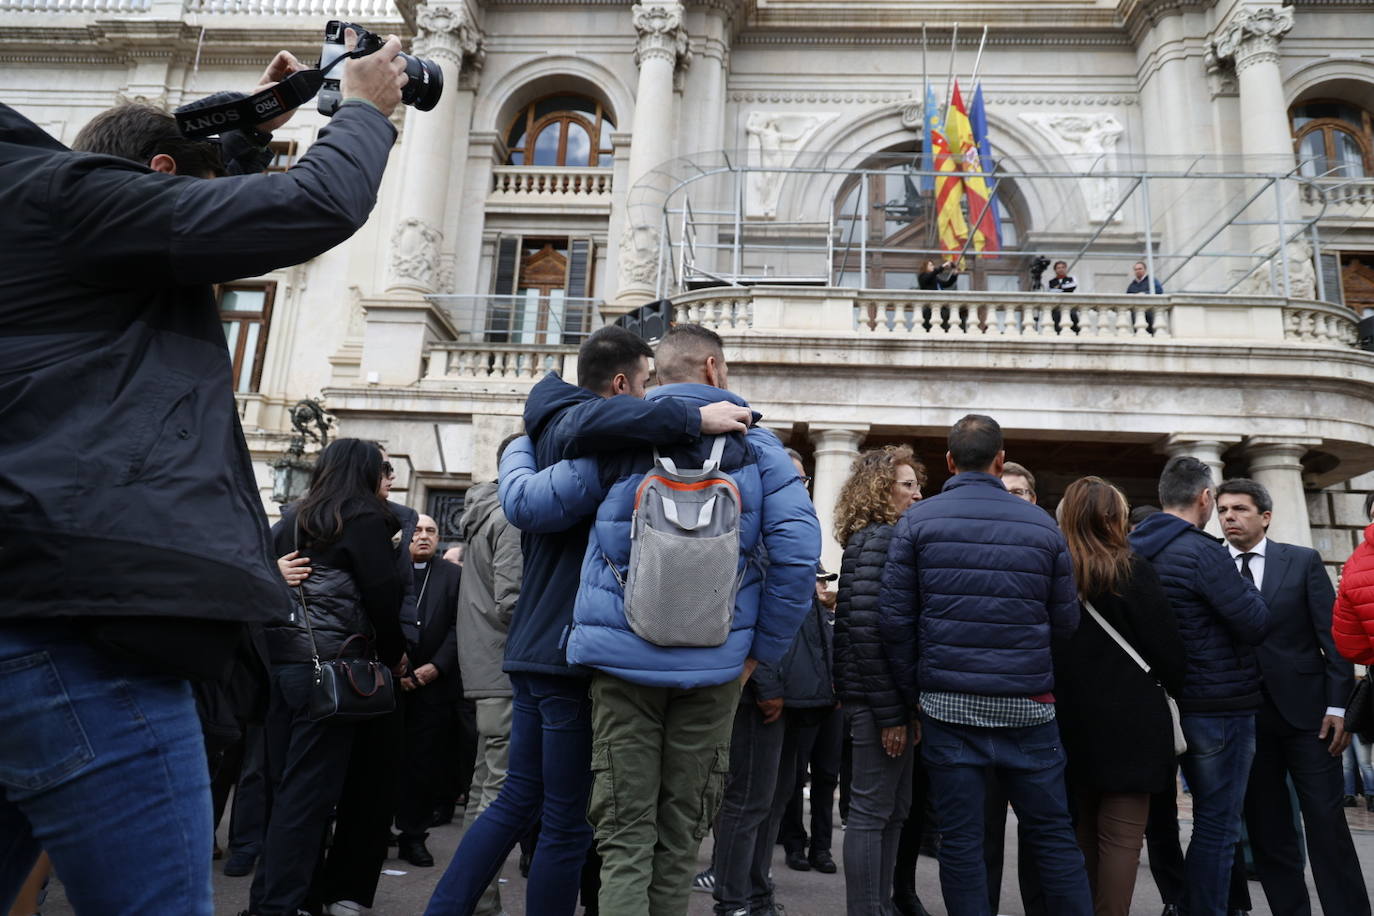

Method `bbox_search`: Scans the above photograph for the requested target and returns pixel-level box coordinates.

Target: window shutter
[1320,252,1344,305]
[489,236,521,342]
[564,238,595,343]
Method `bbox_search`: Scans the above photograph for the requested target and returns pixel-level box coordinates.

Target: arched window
[505,94,615,167]
[831,144,1028,291]
[1291,100,1373,178]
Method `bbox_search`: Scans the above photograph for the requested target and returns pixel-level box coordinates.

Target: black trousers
[893,740,932,895]
[1145,778,1251,910]
[250,664,401,916]
[778,706,843,856]
[1244,697,1371,916]
[395,685,459,839]
[211,724,267,858]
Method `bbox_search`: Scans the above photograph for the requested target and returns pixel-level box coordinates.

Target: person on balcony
[1126,261,1164,294]
[1048,261,1078,293]
[917,259,959,291]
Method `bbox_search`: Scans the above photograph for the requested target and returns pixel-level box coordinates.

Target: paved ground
[38,792,1374,914]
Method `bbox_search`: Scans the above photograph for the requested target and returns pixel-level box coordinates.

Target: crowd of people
[2,34,1372,916]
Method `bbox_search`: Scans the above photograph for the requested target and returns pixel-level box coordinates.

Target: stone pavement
[37,795,1374,914]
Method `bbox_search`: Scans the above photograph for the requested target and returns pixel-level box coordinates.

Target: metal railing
[425,294,603,345]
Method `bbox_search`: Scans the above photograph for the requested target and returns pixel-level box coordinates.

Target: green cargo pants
[587,672,742,916]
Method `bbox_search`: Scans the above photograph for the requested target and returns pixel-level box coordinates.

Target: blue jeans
[921,717,1091,916]
[1178,713,1256,916]
[0,622,212,915]
[425,673,594,916]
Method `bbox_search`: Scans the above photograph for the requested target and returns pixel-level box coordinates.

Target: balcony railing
[426,294,602,345]
[0,0,148,10]
[487,166,613,211]
[672,288,1362,348]
[425,343,573,383]
[1301,178,1374,210]
[0,0,411,16]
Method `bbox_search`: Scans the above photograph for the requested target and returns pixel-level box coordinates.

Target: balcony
[0,0,413,22]
[424,342,573,385]
[487,166,613,215]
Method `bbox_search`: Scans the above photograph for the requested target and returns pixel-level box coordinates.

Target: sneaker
[325,902,370,915]
[692,867,715,893]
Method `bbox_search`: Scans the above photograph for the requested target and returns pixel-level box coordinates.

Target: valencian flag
[931,119,967,256]
[945,81,998,253]
[970,83,1003,251]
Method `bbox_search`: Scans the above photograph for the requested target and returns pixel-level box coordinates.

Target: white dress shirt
[1229,537,1344,719]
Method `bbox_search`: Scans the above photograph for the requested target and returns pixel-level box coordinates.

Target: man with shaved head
[394,513,464,867]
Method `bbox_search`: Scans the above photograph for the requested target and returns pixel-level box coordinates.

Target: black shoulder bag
[295,522,396,722]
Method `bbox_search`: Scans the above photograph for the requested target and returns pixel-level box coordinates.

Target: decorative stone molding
[391,217,443,290]
[618,223,661,289]
[412,3,481,69]
[1018,112,1125,223]
[744,111,837,218]
[1208,6,1294,73]
[1203,41,1239,99]
[726,92,1138,107]
[633,2,689,70]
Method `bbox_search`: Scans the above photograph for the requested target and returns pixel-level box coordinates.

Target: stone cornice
[734,30,1130,49]
[1116,0,1216,43]
[726,90,1139,107]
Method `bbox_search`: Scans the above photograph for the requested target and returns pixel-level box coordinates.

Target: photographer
[0,31,407,916]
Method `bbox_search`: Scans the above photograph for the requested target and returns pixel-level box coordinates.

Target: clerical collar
[413,561,428,569]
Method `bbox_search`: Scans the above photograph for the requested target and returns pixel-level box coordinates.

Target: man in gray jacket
[455,435,525,916]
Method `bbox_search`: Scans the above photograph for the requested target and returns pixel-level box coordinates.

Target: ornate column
[386,4,481,295]
[811,425,868,575]
[1208,6,1295,170]
[1245,438,1317,548]
[614,2,690,311]
[1162,435,1239,536]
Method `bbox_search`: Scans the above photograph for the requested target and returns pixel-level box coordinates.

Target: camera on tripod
[1028,255,1052,291]
[317,20,443,117]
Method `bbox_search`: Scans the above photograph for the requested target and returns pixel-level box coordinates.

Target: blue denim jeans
[425,673,594,916]
[0,622,213,915]
[921,716,1091,916]
[1178,713,1256,916]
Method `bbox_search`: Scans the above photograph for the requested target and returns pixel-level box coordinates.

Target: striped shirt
[921,691,1056,729]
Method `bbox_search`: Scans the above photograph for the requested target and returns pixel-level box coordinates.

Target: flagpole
[954,160,1002,267]
[968,25,988,87]
[915,24,928,172]
[944,22,958,113]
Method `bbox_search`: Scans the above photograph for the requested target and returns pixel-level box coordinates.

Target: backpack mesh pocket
[623,524,740,648]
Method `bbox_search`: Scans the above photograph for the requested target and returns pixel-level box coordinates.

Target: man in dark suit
[394,512,463,867]
[1218,479,1369,916]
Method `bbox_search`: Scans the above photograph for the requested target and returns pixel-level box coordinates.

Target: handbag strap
[1083,599,1151,676]
[293,519,322,671]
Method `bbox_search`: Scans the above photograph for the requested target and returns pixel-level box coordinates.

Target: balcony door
[490,235,595,344]
[516,241,569,344]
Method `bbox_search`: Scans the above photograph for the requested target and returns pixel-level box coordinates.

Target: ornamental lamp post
[270,398,333,504]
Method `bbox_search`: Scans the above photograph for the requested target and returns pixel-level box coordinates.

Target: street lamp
[270,398,333,504]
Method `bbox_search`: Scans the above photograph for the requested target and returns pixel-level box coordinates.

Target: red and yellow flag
[930,124,967,257]
[944,81,997,254]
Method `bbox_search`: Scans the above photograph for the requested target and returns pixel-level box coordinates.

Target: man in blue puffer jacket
[425,326,754,916]
[499,324,820,916]
[1129,455,1269,916]
[878,414,1092,916]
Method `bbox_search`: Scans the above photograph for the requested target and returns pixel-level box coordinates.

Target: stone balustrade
[0,0,147,10]
[1301,179,1374,209]
[487,166,613,213]
[426,343,571,383]
[0,0,406,14]
[673,288,1363,348]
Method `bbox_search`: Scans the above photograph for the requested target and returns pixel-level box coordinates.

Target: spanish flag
[945,81,998,253]
[931,124,967,256]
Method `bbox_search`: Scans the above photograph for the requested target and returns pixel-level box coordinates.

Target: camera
[317,20,443,117]
[1027,255,1052,291]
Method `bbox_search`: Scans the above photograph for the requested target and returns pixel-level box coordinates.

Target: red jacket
[1334,524,1374,664]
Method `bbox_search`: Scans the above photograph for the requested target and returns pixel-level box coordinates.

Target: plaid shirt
[921,691,1056,729]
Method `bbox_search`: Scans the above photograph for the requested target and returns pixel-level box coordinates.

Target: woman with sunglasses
[247,438,409,916]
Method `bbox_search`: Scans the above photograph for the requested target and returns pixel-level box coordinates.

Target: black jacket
[266,505,405,667]
[406,558,461,682]
[1251,540,1353,732]
[0,101,396,623]
[503,373,702,677]
[834,523,907,727]
[753,594,834,713]
[1056,555,1187,794]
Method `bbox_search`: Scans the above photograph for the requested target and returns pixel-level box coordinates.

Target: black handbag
[292,521,396,723]
[1347,677,1374,743]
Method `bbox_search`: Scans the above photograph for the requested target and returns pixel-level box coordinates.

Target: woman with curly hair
[833,445,927,915]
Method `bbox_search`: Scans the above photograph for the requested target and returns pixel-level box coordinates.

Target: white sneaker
[325,902,370,915]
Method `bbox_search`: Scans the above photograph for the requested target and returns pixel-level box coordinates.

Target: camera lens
[399,53,444,112]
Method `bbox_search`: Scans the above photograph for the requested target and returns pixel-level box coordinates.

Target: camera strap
[174,50,357,139]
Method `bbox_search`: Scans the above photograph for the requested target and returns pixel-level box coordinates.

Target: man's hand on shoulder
[340,30,407,117]
[700,401,751,435]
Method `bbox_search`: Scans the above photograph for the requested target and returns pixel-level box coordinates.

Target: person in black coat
[252,439,407,916]
[1054,477,1186,916]
[832,445,929,916]
[394,513,463,867]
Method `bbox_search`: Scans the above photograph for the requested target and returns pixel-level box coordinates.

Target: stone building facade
[5,0,1373,576]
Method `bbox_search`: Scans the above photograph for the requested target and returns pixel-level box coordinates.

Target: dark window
[505,95,615,168]
[428,488,467,544]
[217,282,275,393]
[1291,100,1373,179]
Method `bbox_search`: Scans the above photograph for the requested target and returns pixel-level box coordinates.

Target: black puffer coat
[834,522,907,728]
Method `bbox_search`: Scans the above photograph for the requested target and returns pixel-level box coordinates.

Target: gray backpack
[610,436,744,648]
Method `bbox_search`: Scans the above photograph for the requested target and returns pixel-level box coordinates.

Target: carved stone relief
[1018,112,1126,223]
[618,224,662,289]
[391,217,443,290]
[743,111,837,219]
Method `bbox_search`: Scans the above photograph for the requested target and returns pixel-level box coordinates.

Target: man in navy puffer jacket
[1129,455,1269,916]
[425,326,753,916]
[498,325,820,916]
[878,414,1091,916]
